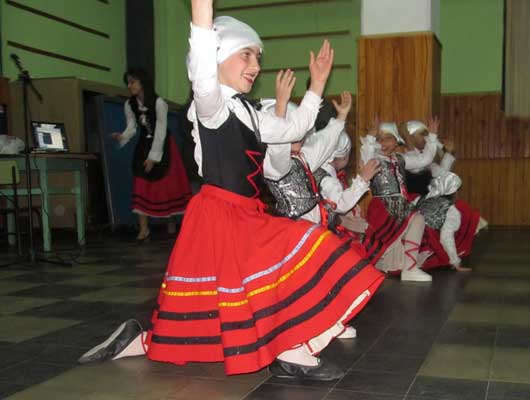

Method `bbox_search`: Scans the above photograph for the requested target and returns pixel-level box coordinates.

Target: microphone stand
[2,56,71,267]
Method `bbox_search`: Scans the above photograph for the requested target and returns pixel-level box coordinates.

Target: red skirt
[421,200,481,270]
[362,197,415,265]
[146,185,384,375]
[132,137,192,217]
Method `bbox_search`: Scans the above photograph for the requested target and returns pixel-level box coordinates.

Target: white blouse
[186,23,322,179]
[119,97,168,163]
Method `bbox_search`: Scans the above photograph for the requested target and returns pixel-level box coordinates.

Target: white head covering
[427,172,462,199]
[333,131,352,159]
[406,120,428,136]
[214,16,263,64]
[379,122,404,145]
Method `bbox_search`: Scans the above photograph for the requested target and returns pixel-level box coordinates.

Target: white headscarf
[406,120,428,136]
[214,16,263,64]
[427,172,462,199]
[333,131,352,159]
[379,122,404,145]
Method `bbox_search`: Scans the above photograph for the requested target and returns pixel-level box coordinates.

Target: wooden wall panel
[440,93,530,160]
[356,33,441,139]
[454,159,530,226]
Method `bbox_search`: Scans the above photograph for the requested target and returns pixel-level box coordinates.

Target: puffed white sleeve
[263,143,293,180]
[258,91,321,144]
[320,175,370,214]
[360,134,379,164]
[402,133,438,170]
[187,24,230,129]
[147,98,168,162]
[302,118,345,171]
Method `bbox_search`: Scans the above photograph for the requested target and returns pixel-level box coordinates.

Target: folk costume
[144,17,384,376]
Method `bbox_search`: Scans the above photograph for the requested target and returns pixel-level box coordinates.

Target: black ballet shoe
[78,319,143,364]
[269,359,345,381]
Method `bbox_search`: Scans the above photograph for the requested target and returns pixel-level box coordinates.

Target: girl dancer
[79,1,384,381]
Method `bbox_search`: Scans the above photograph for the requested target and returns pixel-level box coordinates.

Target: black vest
[129,97,170,181]
[198,112,266,198]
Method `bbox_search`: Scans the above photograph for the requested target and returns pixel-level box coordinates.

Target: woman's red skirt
[146,185,384,375]
[132,137,192,217]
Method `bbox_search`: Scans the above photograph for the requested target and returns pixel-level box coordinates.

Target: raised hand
[275,69,296,117]
[308,40,334,97]
[359,159,381,182]
[191,0,214,29]
[427,116,440,133]
[331,91,352,121]
[367,115,380,136]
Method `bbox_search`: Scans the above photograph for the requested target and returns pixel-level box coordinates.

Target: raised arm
[402,133,438,170]
[188,0,228,128]
[302,119,344,171]
[320,176,369,214]
[259,40,334,143]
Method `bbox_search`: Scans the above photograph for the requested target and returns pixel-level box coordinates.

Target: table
[0,153,96,252]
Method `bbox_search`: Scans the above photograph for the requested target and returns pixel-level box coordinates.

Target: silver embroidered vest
[370,154,406,197]
[266,158,327,219]
[417,196,453,230]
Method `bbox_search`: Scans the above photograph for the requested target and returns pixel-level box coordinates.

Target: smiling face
[218,46,261,93]
[377,132,399,156]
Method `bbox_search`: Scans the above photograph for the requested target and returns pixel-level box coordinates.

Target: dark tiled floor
[1,228,529,399]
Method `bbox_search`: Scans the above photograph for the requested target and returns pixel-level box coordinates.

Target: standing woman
[112,68,192,241]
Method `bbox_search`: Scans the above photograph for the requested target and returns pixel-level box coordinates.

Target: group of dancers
[78,0,484,381]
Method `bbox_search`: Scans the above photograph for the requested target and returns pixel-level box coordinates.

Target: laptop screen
[31,121,68,152]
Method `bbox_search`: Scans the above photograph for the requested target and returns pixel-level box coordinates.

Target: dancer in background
[360,119,438,281]
[112,68,192,241]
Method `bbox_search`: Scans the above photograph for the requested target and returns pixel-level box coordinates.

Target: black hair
[123,68,158,117]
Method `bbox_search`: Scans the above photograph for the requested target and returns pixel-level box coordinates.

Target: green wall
[155,0,504,103]
[440,0,503,94]
[0,0,126,86]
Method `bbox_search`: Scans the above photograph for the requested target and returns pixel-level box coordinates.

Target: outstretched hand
[308,40,334,97]
[367,115,380,137]
[427,116,440,133]
[332,91,352,121]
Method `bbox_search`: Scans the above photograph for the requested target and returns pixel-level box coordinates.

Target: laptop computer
[31,121,69,152]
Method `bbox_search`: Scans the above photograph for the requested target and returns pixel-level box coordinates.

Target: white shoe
[401,268,432,282]
[337,326,357,339]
